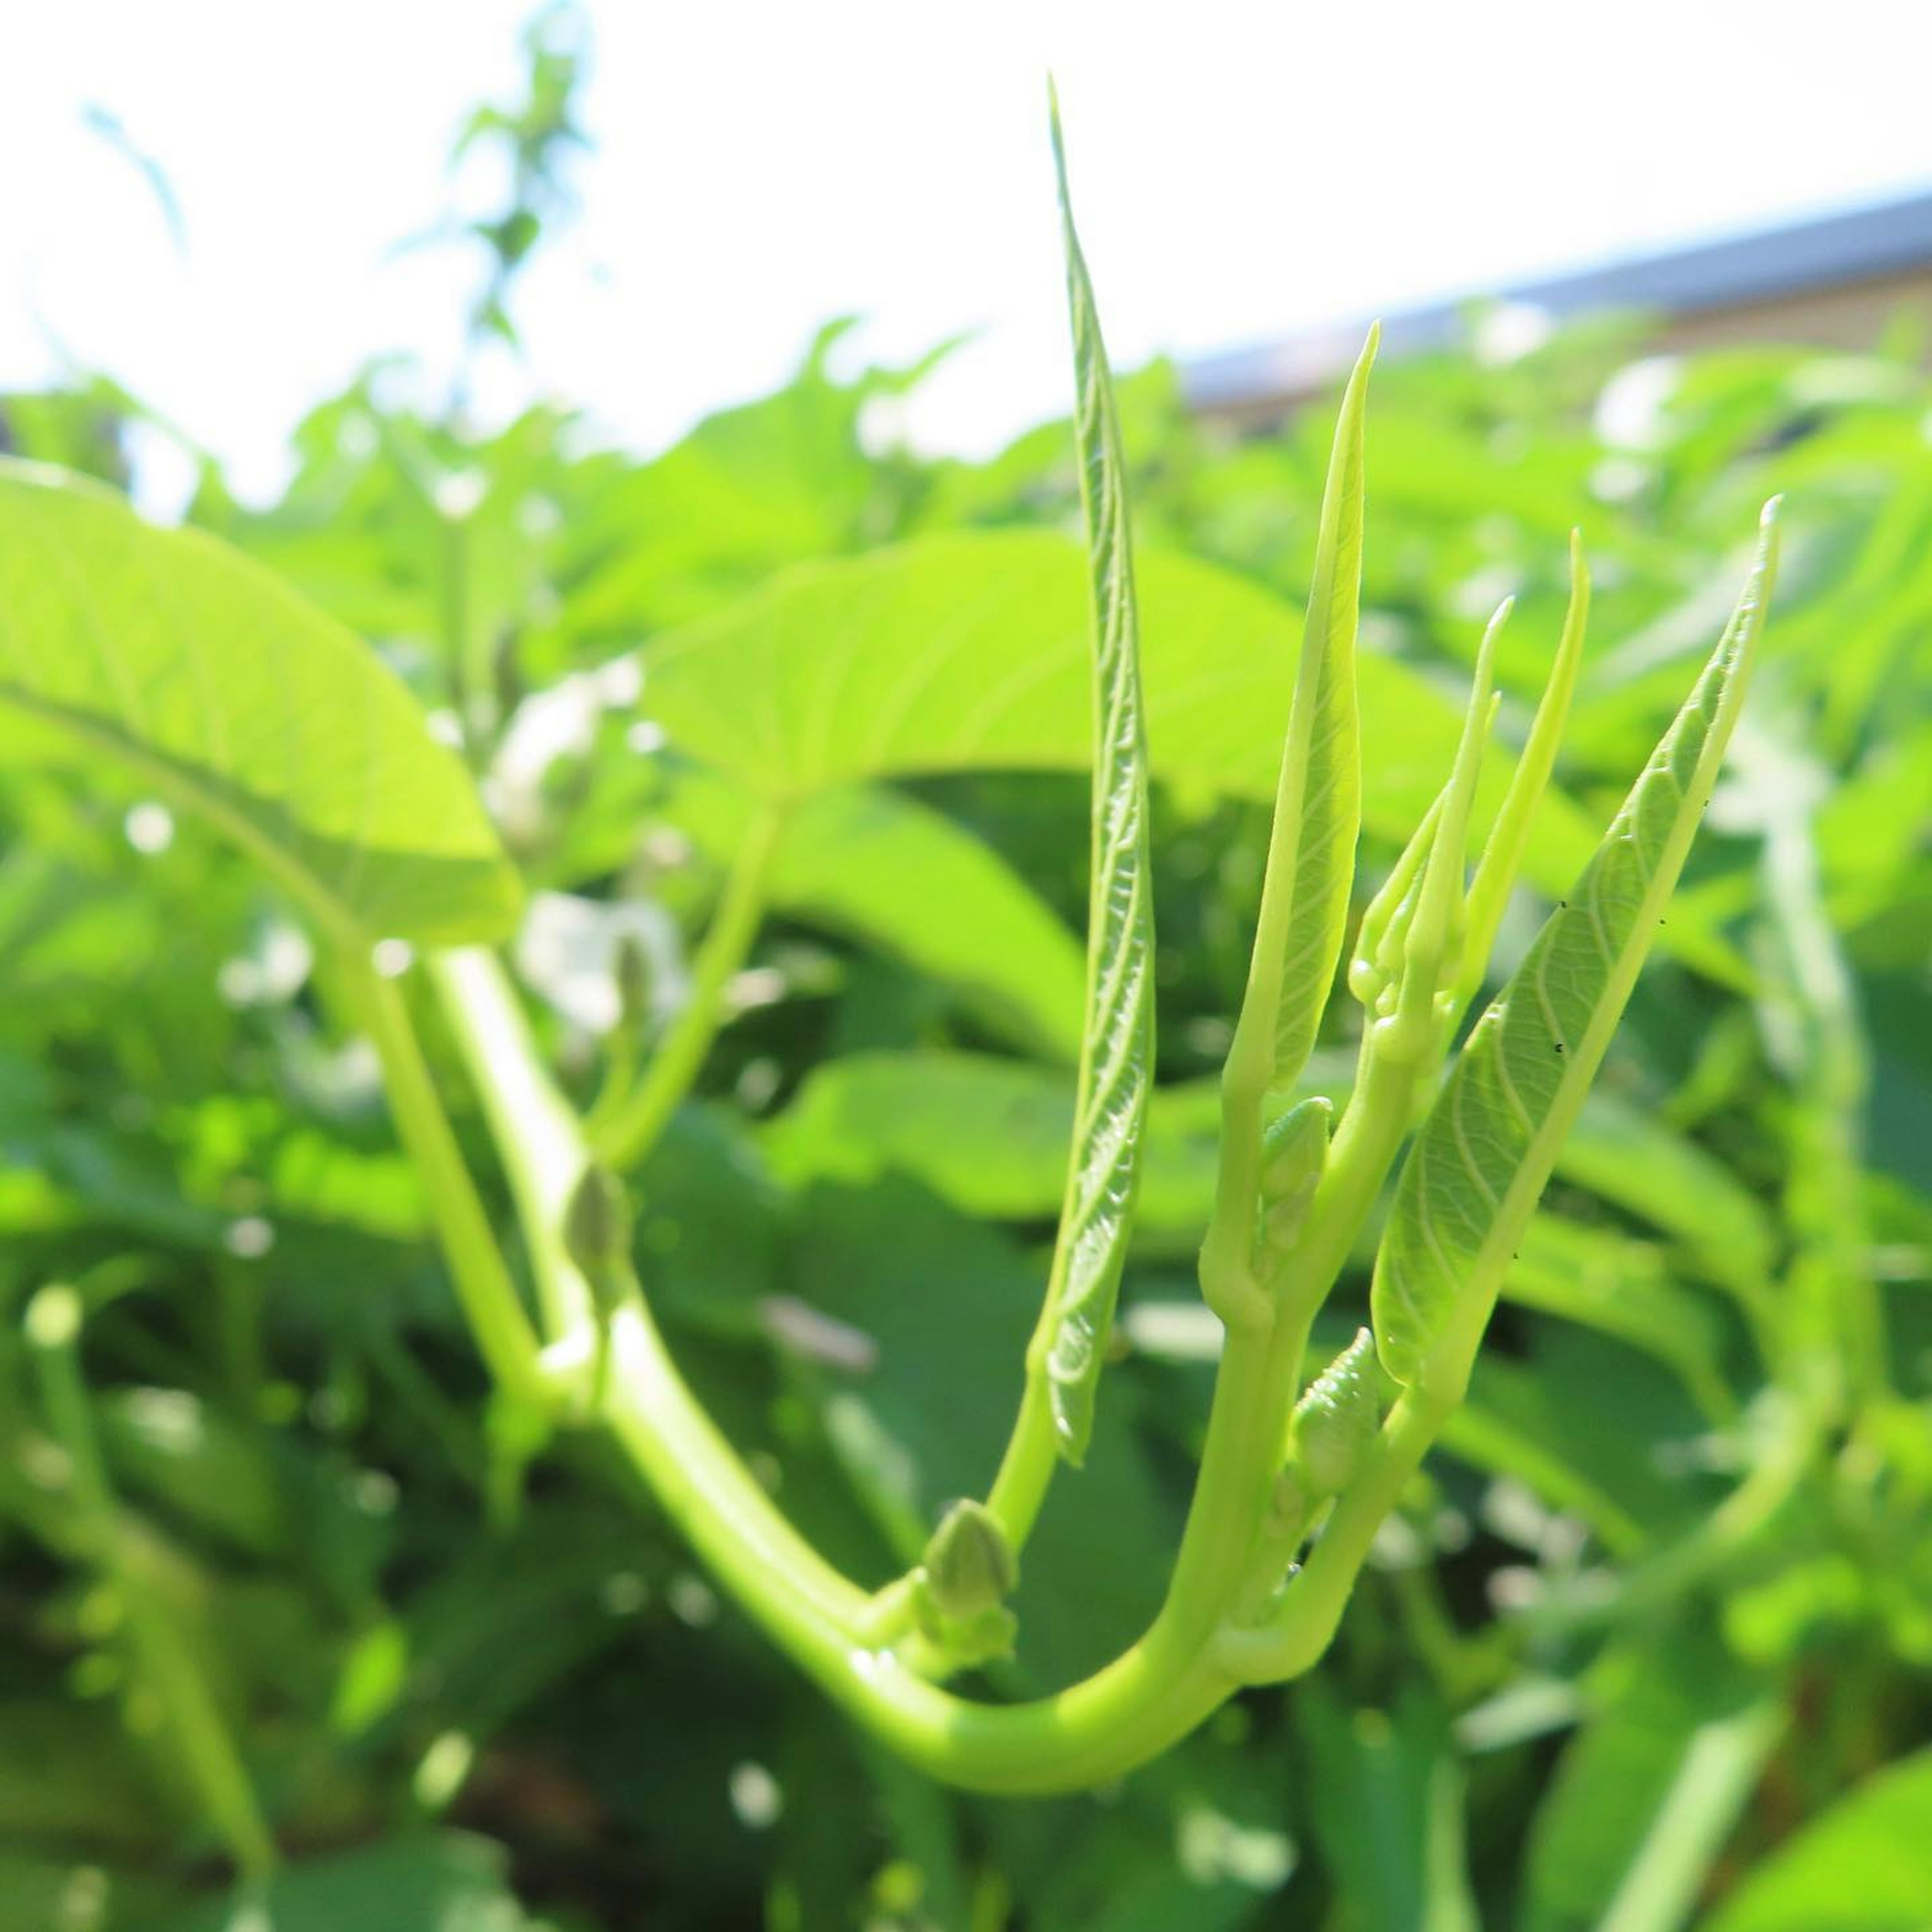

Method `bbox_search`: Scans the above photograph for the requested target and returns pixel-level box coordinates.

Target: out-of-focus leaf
[0,459,521,944]
[96,1387,290,1557]
[153,1831,549,1931]
[0,1702,171,1849]
[1441,1329,1717,1555]
[1503,1214,1733,1417]
[1561,1091,1777,1297]
[1296,1682,1478,1932]
[774,785,1088,1061]
[1521,1617,1770,1932]
[1702,1747,1932,1932]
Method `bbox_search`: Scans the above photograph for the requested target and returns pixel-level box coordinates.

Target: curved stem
[426,946,1441,1794]
[596,804,784,1173]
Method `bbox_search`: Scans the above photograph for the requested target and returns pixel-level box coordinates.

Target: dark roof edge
[1186,185,1932,410]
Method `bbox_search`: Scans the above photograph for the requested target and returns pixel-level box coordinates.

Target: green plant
[0,90,1783,1844]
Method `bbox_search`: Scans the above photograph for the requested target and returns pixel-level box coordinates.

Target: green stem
[425,947,1447,1793]
[25,1287,277,1881]
[342,955,546,1408]
[596,804,784,1174]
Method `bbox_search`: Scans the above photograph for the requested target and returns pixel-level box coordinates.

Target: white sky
[5,1,1930,504]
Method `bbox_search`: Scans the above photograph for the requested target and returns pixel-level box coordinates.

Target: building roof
[1184,185,1932,416]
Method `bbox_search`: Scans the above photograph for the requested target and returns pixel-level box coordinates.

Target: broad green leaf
[1372,504,1779,1389]
[1702,1746,1932,1932]
[640,528,1544,858]
[1035,95,1156,1462]
[775,787,1088,1060]
[0,460,521,945]
[1227,323,1373,1101]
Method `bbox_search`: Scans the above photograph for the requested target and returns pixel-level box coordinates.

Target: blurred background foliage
[2,9,1930,1929]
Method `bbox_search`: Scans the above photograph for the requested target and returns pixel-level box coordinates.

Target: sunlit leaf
[639,529,1587,875]
[0,460,521,944]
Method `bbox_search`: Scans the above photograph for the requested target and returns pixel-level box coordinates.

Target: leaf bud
[1289,1327,1383,1498]
[918,1498,1018,1620]
[564,1163,633,1284]
[613,934,653,1029]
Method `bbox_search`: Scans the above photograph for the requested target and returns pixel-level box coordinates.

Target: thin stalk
[25,1287,277,1881]
[984,1372,1060,1548]
[433,948,870,1632]
[595,804,784,1174]
[342,955,546,1408]
[427,947,599,1348]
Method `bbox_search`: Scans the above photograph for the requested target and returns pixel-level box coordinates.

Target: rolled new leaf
[1198,328,1374,1329]
[1359,601,1505,1060]
[1226,327,1377,1105]
[1037,90,1157,1463]
[1373,503,1780,1391]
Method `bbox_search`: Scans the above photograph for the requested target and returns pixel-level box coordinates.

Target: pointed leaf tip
[1036,95,1156,1466]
